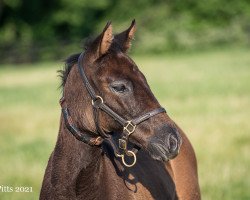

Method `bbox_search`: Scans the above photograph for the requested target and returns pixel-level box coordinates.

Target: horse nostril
[167,133,178,153]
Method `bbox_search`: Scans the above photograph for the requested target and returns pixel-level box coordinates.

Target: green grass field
[0,48,250,199]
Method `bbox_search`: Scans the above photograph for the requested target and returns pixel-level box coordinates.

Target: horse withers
[40,20,201,200]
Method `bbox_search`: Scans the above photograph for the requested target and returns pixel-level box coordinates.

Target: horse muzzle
[147,125,182,162]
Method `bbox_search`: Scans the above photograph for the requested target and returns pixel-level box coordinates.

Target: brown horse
[40,21,200,200]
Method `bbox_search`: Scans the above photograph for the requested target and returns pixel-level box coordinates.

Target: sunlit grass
[0,48,250,199]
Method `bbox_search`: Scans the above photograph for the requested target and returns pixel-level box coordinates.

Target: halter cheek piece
[60,52,166,167]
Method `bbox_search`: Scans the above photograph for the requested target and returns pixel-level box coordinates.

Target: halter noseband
[60,52,166,167]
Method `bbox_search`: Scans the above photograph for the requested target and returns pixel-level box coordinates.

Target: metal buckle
[123,121,136,135]
[91,96,104,108]
[119,138,127,150]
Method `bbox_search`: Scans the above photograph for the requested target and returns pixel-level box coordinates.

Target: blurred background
[0,0,250,199]
[1,0,250,62]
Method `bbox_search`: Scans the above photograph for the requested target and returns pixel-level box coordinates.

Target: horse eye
[112,84,128,93]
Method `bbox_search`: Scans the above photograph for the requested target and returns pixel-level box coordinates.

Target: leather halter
[61,52,166,167]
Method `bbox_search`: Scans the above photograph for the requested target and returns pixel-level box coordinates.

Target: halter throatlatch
[61,52,166,167]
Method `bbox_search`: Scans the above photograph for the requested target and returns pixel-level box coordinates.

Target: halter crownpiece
[61,52,166,167]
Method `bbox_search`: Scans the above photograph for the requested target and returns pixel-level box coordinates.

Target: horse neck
[55,65,111,196]
[50,120,105,198]
[56,115,101,166]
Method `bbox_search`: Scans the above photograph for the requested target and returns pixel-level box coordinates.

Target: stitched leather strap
[78,53,97,100]
[60,97,103,146]
[132,107,166,125]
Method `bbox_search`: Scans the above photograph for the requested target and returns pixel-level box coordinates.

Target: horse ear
[99,21,113,55]
[115,19,136,53]
[87,21,113,60]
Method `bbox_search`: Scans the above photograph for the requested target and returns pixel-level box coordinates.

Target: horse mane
[58,36,97,88]
[58,53,81,88]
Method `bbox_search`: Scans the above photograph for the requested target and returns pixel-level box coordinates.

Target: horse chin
[147,142,179,163]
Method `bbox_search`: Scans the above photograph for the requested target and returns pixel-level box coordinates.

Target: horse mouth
[146,132,182,162]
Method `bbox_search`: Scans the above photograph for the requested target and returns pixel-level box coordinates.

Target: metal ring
[91,96,104,107]
[121,150,137,168]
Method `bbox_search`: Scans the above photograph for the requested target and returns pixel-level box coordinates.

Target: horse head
[62,20,182,164]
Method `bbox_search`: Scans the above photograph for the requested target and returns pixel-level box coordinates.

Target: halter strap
[78,52,97,100]
[60,97,103,146]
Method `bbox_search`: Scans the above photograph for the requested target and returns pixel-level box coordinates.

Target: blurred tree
[0,0,249,63]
